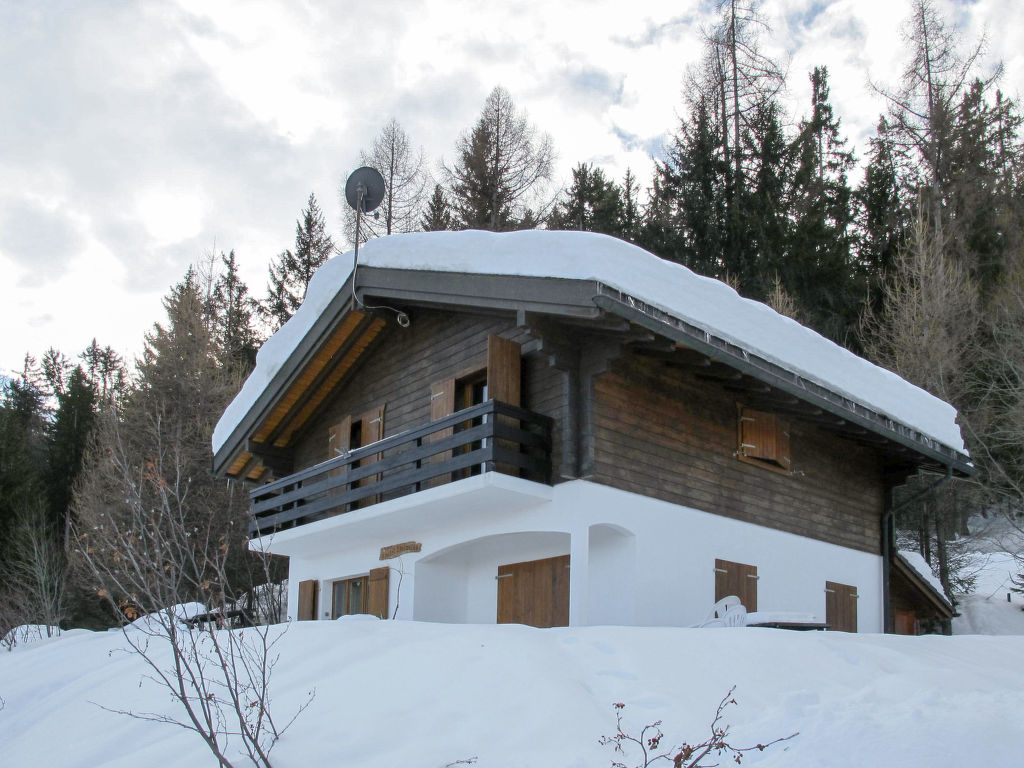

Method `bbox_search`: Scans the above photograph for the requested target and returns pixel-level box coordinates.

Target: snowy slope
[213,231,966,457]
[2,620,1021,768]
[954,551,1024,635]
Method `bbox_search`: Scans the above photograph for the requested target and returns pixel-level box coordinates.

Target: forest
[1,0,1021,633]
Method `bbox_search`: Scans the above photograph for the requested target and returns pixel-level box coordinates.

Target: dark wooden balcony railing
[248,400,553,537]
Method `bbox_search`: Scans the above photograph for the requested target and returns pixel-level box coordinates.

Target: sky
[1,0,1021,379]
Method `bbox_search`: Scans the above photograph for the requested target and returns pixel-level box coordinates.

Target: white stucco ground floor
[254,475,883,631]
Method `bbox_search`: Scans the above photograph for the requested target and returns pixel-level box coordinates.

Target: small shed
[891,551,954,635]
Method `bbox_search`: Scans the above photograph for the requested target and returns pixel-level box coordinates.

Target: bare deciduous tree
[74,410,309,768]
[345,118,428,246]
[0,501,68,646]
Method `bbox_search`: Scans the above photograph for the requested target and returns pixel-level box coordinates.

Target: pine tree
[856,118,910,317]
[73,268,259,614]
[264,193,335,330]
[547,163,624,235]
[212,250,260,375]
[740,97,791,302]
[641,94,727,277]
[786,67,858,342]
[421,184,454,231]
[45,366,95,548]
[446,86,555,231]
[620,169,640,243]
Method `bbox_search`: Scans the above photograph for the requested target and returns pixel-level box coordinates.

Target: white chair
[697,595,748,628]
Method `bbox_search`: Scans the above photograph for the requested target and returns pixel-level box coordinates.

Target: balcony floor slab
[249,472,554,559]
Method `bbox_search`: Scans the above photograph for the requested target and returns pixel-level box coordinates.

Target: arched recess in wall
[413,530,570,624]
[588,523,637,626]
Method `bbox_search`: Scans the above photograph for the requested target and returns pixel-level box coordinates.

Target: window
[331,576,367,619]
[331,568,390,620]
[737,405,791,474]
[714,558,758,611]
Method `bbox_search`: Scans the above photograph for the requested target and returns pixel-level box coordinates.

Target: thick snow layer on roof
[213,230,966,456]
[898,550,951,606]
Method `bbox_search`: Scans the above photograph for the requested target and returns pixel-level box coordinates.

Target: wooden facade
[245,305,893,557]
[591,351,885,553]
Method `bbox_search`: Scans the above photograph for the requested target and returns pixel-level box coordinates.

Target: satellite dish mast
[344,166,409,326]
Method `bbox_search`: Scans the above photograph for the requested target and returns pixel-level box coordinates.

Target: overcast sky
[1,0,1020,379]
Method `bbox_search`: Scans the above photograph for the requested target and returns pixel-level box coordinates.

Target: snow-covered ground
[2,617,1022,768]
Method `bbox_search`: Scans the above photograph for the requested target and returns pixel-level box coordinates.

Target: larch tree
[347,118,427,244]
[264,193,335,330]
[446,86,555,231]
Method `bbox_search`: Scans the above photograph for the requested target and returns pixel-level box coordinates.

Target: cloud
[0,197,83,286]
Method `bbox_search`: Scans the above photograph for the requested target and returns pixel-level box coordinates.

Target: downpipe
[882,464,953,633]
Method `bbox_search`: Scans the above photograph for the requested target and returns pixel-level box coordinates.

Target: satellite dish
[345,166,386,213]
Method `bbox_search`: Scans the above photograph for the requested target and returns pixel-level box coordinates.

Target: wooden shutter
[825,581,858,632]
[354,404,386,508]
[738,407,790,472]
[487,336,522,476]
[326,416,352,515]
[714,558,758,612]
[486,335,521,407]
[367,567,390,619]
[328,415,353,460]
[428,378,456,488]
[297,579,319,621]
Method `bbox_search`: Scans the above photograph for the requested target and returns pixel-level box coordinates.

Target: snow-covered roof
[897,550,952,608]
[214,230,967,459]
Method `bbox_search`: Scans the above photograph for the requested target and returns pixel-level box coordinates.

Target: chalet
[212,230,972,632]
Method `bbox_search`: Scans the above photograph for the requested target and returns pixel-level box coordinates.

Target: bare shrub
[600,688,797,768]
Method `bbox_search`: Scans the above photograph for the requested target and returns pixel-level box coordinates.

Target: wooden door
[714,558,758,611]
[825,581,858,632]
[496,554,570,628]
[894,609,918,635]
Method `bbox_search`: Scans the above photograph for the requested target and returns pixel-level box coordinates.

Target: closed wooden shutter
[428,378,456,488]
[714,558,758,612]
[825,581,858,632]
[366,567,390,619]
[297,579,319,621]
[354,404,386,507]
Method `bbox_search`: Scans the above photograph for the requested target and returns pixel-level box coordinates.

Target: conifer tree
[856,118,910,315]
[264,193,335,330]
[73,268,257,611]
[421,184,454,231]
[786,67,858,342]
[548,163,624,235]
[212,250,260,375]
[446,86,555,231]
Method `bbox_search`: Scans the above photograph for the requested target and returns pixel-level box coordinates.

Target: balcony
[248,400,553,537]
